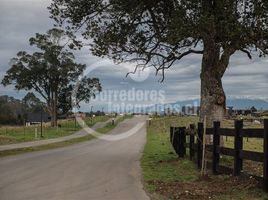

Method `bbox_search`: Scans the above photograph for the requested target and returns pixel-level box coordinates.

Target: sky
[0,0,267,112]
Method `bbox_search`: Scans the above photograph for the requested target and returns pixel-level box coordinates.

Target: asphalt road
[0,116,150,200]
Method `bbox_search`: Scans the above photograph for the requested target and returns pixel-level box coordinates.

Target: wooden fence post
[212,121,220,175]
[170,127,178,154]
[170,127,174,143]
[233,120,243,176]
[178,128,182,156]
[263,119,268,191]
[197,122,203,169]
[180,127,186,157]
[177,127,185,158]
[148,118,152,126]
[170,127,181,156]
[189,124,195,161]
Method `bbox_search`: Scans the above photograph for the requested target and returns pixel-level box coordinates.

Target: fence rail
[170,119,268,192]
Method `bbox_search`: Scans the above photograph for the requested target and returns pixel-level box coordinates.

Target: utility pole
[40,107,43,138]
[74,115,77,128]
[24,118,26,140]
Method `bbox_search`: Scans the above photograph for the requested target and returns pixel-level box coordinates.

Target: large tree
[2,28,102,126]
[49,0,268,125]
[22,92,44,113]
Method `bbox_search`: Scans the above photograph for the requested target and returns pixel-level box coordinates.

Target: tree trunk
[200,41,226,127]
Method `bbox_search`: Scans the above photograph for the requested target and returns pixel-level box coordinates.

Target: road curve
[0,116,150,200]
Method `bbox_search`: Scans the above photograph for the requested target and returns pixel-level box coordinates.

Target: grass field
[142,116,268,200]
[0,114,132,157]
[0,115,111,145]
[97,114,133,133]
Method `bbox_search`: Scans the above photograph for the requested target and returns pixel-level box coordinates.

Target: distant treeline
[0,93,43,125]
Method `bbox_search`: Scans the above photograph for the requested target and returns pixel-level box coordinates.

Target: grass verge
[142,116,268,200]
[97,114,133,133]
[0,134,95,157]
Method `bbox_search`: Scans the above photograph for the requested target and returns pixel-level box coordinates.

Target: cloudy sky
[0,0,267,112]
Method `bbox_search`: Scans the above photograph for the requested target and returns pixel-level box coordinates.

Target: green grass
[222,118,263,152]
[97,114,133,133]
[142,116,268,200]
[0,115,130,157]
[142,116,199,192]
[224,137,263,152]
[83,115,111,127]
[0,115,110,145]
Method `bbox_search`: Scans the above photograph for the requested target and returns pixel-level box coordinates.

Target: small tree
[49,0,268,126]
[2,28,102,126]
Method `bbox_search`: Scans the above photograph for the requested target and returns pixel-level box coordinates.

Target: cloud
[0,0,267,111]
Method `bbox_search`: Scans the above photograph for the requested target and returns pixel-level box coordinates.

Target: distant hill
[226,98,268,110]
[145,98,268,112]
[171,98,268,110]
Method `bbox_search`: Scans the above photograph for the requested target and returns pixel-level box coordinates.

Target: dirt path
[0,116,150,200]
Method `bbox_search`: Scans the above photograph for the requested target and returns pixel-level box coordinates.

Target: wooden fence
[170,119,268,191]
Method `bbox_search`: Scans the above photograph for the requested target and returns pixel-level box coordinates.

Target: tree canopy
[49,0,268,79]
[2,28,102,126]
[22,92,44,112]
[48,0,268,125]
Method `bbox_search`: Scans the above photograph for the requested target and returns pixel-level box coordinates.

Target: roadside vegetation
[0,114,132,157]
[142,116,268,200]
[0,115,111,145]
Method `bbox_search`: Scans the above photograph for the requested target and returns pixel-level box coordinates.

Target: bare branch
[240,49,252,59]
